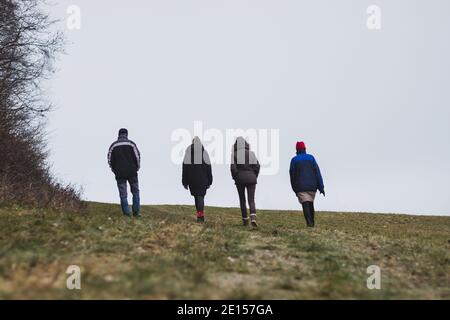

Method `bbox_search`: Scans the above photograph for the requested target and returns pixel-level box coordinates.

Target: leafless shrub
[0,0,83,210]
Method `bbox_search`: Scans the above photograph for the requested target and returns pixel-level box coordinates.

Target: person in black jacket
[182,137,213,223]
[231,137,260,227]
[108,128,141,217]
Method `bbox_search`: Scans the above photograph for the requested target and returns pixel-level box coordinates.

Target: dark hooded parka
[182,137,213,196]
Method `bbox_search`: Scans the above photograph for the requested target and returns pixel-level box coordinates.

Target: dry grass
[0,202,449,299]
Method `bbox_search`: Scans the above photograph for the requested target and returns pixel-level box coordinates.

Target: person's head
[296,141,306,152]
[118,128,128,137]
[190,136,204,164]
[192,136,202,145]
[235,136,249,149]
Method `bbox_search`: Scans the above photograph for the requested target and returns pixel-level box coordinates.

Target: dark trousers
[117,176,140,216]
[302,201,315,227]
[236,184,256,220]
[194,195,205,212]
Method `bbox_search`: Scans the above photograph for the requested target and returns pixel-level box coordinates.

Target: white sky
[46,0,450,215]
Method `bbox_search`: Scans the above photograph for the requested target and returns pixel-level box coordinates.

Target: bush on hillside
[0,0,83,209]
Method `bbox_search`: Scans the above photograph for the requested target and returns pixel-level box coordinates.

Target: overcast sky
[46,0,450,215]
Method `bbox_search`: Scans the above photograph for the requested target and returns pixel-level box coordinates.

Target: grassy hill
[0,202,448,299]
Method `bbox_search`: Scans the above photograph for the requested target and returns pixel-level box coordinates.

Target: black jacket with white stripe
[108,134,141,180]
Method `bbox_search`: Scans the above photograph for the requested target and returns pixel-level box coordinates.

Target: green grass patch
[0,202,448,299]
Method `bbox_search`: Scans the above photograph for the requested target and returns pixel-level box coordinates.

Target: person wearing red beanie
[289,141,325,227]
[296,141,306,151]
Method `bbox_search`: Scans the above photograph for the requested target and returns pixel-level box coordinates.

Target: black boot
[309,202,315,227]
[302,202,314,228]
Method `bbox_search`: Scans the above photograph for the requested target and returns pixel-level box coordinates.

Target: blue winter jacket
[289,150,324,193]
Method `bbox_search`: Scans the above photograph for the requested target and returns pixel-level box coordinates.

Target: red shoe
[196,211,205,223]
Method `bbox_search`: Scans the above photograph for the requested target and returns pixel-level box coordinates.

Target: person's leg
[117,179,131,216]
[247,184,257,227]
[297,193,314,227]
[302,202,314,227]
[236,184,249,225]
[129,176,140,217]
[301,202,310,227]
[304,192,316,227]
[194,195,205,222]
[309,201,315,227]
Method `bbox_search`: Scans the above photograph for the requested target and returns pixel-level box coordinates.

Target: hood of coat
[190,142,204,154]
[185,137,206,164]
[234,137,250,151]
[191,137,204,154]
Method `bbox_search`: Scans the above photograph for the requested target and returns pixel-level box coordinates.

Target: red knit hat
[296,141,306,151]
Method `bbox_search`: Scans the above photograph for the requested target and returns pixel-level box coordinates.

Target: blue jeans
[117,176,140,216]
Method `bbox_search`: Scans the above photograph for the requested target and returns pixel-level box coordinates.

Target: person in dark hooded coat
[230,137,260,227]
[182,137,213,222]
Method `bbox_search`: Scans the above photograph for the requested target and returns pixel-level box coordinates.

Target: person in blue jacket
[289,141,325,227]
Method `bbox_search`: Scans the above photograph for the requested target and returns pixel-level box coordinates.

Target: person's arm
[313,157,325,195]
[251,152,261,177]
[107,143,116,173]
[182,148,189,188]
[202,149,213,186]
[132,142,141,171]
[207,163,213,187]
[230,151,237,180]
[255,160,261,178]
[182,163,188,188]
[289,158,296,192]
